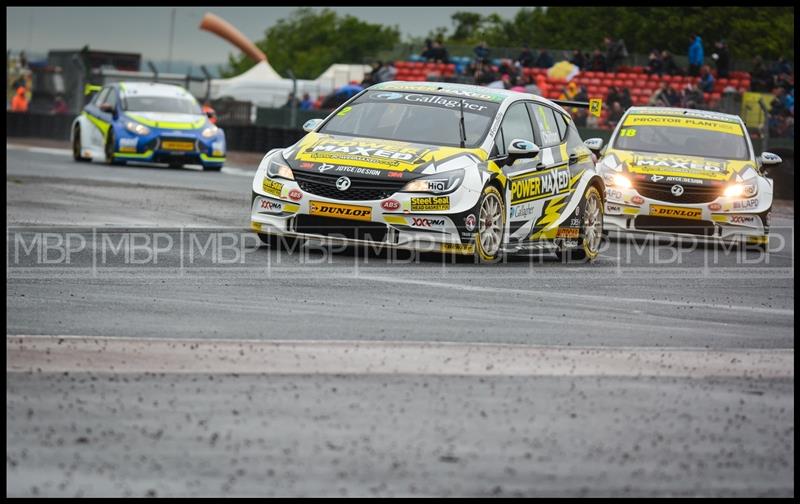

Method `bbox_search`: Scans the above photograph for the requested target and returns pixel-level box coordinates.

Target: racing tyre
[557,185,603,262]
[474,185,506,264]
[105,130,125,166]
[72,126,91,162]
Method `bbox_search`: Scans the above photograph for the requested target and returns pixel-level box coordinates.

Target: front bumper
[250,176,484,255]
[115,131,226,166]
[602,185,770,244]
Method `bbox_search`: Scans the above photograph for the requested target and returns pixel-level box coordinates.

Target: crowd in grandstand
[374,33,793,136]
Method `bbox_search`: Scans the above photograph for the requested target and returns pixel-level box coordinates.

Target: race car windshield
[613,115,750,160]
[319,91,500,148]
[123,96,202,115]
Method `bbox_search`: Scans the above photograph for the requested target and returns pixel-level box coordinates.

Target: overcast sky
[7,6,526,66]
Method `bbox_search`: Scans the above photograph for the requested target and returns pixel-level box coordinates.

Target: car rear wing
[551,98,603,117]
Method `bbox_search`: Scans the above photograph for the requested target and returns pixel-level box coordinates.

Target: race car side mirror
[759,152,782,166]
[584,138,604,151]
[506,139,540,164]
[303,118,323,132]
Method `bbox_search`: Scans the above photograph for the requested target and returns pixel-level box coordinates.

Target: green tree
[222,8,400,79]
[432,6,793,62]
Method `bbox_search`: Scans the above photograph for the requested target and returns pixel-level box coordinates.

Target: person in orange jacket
[10,86,29,112]
[202,101,217,125]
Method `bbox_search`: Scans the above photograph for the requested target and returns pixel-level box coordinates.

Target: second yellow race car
[597,107,781,249]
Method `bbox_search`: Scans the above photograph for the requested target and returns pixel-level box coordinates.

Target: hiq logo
[375,92,403,100]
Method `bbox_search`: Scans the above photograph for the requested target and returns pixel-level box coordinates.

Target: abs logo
[381,199,400,211]
[412,217,445,228]
[375,92,403,100]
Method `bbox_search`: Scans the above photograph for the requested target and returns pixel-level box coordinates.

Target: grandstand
[392,59,753,127]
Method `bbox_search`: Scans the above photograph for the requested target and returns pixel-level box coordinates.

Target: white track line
[6,335,794,378]
[354,275,794,316]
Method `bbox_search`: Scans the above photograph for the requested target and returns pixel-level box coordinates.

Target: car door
[519,103,581,240]
[84,87,113,149]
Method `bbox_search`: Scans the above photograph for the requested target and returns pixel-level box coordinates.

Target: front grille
[634,180,721,204]
[294,215,388,242]
[293,171,407,201]
[634,216,716,236]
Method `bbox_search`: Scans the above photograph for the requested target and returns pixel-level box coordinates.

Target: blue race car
[71,81,226,171]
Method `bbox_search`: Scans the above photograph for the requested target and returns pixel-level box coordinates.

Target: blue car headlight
[125,121,150,136]
[202,125,220,138]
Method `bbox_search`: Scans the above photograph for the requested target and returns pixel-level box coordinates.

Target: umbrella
[547,61,580,82]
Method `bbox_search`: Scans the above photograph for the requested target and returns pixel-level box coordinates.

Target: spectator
[768,87,792,137]
[606,86,621,109]
[535,48,553,69]
[775,72,794,94]
[282,92,299,109]
[698,65,715,93]
[516,43,535,68]
[474,41,490,64]
[751,56,773,92]
[645,50,663,76]
[376,61,397,82]
[607,102,624,128]
[682,83,704,109]
[51,95,70,115]
[712,40,730,79]
[688,34,704,77]
[569,49,585,70]
[604,36,628,72]
[421,39,435,60]
[619,87,632,109]
[299,93,313,110]
[589,49,606,72]
[572,84,590,127]
[661,50,681,76]
[10,86,28,112]
[772,56,792,77]
[523,74,542,95]
[650,82,680,107]
[202,100,217,124]
[431,41,450,64]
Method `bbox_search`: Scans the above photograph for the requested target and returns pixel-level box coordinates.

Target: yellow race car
[597,107,781,249]
[250,82,608,262]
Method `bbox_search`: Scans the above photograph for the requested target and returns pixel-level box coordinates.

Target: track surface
[6,143,795,496]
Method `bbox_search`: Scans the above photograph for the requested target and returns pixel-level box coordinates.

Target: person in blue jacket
[688,34,704,77]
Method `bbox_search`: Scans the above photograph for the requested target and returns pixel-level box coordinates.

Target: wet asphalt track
[5,144,795,496]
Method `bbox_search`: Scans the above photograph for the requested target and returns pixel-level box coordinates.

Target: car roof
[625,106,743,123]
[369,81,567,112]
[115,81,196,100]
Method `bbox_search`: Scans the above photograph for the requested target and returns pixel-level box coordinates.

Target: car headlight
[125,121,150,136]
[202,126,219,138]
[724,180,758,198]
[603,173,632,189]
[265,154,294,181]
[401,169,464,194]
